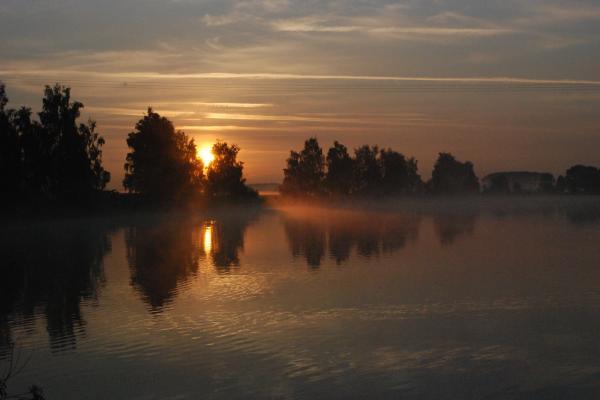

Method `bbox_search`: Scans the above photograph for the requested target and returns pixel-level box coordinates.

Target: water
[1,198,600,399]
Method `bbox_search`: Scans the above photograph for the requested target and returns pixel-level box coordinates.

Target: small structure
[482,171,554,194]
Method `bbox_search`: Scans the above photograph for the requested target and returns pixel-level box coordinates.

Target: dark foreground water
[1,198,600,399]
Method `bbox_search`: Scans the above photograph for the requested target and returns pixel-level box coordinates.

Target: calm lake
[1,198,600,399]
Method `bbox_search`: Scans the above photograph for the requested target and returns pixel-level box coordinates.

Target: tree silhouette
[40,85,110,198]
[429,152,479,194]
[560,165,600,194]
[124,108,203,201]
[0,83,110,205]
[485,174,511,194]
[17,107,45,200]
[281,138,423,198]
[280,151,302,196]
[0,85,21,203]
[379,148,422,194]
[352,145,381,195]
[325,141,354,196]
[126,221,200,310]
[205,141,257,199]
[281,137,325,196]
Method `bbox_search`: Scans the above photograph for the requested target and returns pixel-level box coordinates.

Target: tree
[379,148,421,194]
[206,141,256,199]
[39,85,110,198]
[0,83,109,204]
[0,85,21,201]
[429,152,479,194]
[562,165,600,194]
[325,141,354,196]
[13,107,44,199]
[352,145,381,195]
[538,173,555,193]
[485,174,510,194]
[124,108,202,201]
[280,150,302,196]
[280,137,325,196]
[555,175,567,193]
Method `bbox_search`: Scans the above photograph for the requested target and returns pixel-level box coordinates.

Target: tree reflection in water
[126,220,201,311]
[126,208,260,310]
[206,218,250,271]
[201,209,260,271]
[283,219,326,268]
[282,200,600,268]
[0,220,114,354]
[283,208,422,267]
[432,213,478,246]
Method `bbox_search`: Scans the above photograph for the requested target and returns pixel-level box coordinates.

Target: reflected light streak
[203,224,213,254]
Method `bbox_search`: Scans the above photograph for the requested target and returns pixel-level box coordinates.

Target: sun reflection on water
[203,223,213,254]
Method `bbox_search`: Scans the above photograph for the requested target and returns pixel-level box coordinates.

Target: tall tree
[353,145,381,195]
[124,108,202,201]
[379,148,421,194]
[206,141,256,199]
[280,150,302,196]
[325,141,354,196]
[429,152,479,194]
[280,137,325,196]
[39,85,110,198]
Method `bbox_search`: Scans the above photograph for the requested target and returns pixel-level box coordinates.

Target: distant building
[482,172,554,194]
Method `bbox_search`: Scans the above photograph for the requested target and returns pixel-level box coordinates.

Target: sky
[1,0,600,189]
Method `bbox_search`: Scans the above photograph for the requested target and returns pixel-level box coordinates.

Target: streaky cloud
[3,70,600,86]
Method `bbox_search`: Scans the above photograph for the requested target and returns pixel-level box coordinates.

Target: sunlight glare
[198,146,215,167]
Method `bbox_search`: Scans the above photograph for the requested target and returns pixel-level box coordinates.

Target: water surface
[1,199,600,399]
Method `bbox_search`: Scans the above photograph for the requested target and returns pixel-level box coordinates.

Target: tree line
[2,83,600,213]
[281,138,479,196]
[0,83,256,211]
[281,137,600,197]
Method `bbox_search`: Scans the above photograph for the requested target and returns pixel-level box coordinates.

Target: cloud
[518,2,600,25]
[202,13,247,27]
[138,101,274,108]
[4,68,600,86]
[203,112,434,124]
[179,125,259,131]
[271,16,516,40]
[234,0,290,13]
[3,0,600,86]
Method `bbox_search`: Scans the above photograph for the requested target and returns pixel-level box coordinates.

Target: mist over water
[1,198,600,399]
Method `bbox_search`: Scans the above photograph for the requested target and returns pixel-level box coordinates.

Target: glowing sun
[198,146,215,166]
